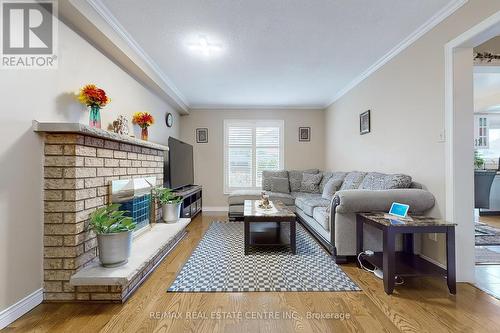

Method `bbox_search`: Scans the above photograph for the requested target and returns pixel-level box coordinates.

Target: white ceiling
[101,0,457,109]
[474,70,500,113]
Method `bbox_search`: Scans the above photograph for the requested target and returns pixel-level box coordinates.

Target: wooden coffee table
[243,200,296,254]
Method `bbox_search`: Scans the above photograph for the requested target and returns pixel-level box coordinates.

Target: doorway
[446,11,500,290]
[472,44,500,297]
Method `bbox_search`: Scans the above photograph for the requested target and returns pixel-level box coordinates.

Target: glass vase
[141,127,149,141]
[89,105,101,128]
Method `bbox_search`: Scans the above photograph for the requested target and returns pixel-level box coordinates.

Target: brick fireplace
[35,122,168,302]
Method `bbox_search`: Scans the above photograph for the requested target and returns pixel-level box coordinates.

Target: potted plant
[88,204,136,267]
[153,187,183,222]
[475,150,485,169]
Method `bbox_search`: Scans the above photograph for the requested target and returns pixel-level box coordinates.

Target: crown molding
[61,0,189,113]
[64,0,468,113]
[189,104,325,111]
[324,0,469,109]
[86,0,189,112]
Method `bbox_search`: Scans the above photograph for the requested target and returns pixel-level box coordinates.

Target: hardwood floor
[6,213,500,332]
[479,215,500,229]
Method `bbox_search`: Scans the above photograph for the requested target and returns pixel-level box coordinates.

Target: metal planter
[162,202,182,222]
[97,231,132,267]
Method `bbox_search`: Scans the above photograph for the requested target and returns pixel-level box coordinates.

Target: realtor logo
[1,0,58,69]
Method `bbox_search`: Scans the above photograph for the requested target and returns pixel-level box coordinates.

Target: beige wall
[0,19,179,312]
[180,109,325,207]
[475,35,500,53]
[324,0,500,265]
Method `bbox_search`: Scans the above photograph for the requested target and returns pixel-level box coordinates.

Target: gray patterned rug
[476,246,500,264]
[475,223,500,246]
[168,222,360,292]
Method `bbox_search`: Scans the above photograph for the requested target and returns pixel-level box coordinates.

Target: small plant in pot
[153,187,183,222]
[88,204,136,267]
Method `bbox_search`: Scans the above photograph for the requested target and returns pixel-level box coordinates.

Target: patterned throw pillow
[271,177,290,193]
[322,177,344,199]
[383,174,412,189]
[359,172,412,190]
[339,171,367,190]
[300,173,323,193]
[289,169,319,192]
[262,170,288,191]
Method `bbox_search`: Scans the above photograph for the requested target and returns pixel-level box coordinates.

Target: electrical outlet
[438,130,446,143]
[428,233,438,241]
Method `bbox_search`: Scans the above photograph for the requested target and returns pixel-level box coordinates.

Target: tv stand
[173,185,202,218]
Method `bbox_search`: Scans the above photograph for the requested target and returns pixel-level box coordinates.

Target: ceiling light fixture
[187,35,222,57]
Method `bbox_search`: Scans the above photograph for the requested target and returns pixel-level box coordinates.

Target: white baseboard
[418,254,447,270]
[0,288,43,330]
[202,206,229,212]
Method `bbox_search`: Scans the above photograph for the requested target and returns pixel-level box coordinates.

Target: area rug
[168,222,360,292]
[475,223,500,246]
[476,246,500,264]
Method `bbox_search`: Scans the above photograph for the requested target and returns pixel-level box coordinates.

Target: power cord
[357,250,405,286]
[357,251,375,272]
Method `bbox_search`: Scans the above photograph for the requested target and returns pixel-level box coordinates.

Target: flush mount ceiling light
[187,35,222,57]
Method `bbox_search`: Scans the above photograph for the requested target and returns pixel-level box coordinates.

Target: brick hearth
[40,130,165,302]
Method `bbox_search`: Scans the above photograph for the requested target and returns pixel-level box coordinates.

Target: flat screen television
[167,137,194,189]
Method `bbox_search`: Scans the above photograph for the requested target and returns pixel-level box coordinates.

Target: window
[224,120,284,192]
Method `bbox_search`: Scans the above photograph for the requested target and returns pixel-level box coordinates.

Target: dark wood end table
[356,212,457,295]
[243,200,296,255]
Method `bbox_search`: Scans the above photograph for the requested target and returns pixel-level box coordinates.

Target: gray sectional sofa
[228,169,435,261]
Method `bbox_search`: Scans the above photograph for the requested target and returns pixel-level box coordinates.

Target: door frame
[445,10,500,282]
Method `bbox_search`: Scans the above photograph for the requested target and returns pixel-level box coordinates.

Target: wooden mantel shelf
[32,120,169,151]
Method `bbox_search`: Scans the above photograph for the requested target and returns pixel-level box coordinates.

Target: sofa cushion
[339,171,366,190]
[262,170,288,191]
[270,177,290,193]
[228,190,295,206]
[289,169,319,192]
[300,173,323,193]
[319,171,333,192]
[291,192,319,200]
[359,172,412,190]
[295,195,330,216]
[313,207,330,231]
[322,177,343,199]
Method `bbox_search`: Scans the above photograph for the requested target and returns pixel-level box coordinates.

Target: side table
[356,212,456,295]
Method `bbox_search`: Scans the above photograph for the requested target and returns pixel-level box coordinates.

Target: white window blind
[224,120,284,192]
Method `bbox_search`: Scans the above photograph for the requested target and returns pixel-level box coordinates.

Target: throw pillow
[262,170,288,191]
[289,169,319,192]
[360,172,412,190]
[383,174,412,189]
[339,171,366,190]
[322,177,344,199]
[319,171,333,192]
[300,173,323,193]
[359,172,386,190]
[271,177,290,193]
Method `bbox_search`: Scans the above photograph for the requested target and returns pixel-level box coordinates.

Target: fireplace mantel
[36,121,171,302]
[32,121,169,151]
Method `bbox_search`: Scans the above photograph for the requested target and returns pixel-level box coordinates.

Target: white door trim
[445,10,500,282]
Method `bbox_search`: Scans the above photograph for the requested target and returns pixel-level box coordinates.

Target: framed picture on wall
[299,127,311,142]
[196,128,208,143]
[360,110,371,135]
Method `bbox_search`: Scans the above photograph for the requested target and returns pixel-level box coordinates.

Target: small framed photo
[360,110,371,135]
[299,127,311,142]
[196,128,208,143]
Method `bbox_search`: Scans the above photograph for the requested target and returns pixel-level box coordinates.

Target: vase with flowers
[77,84,110,128]
[132,112,155,141]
